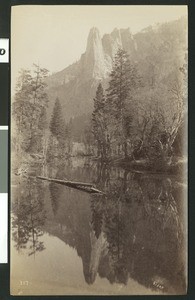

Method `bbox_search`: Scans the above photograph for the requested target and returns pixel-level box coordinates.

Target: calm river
[11,157,187,295]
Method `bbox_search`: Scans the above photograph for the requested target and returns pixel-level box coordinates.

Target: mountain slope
[46,17,187,121]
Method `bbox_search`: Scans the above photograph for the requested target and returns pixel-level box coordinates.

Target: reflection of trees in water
[49,182,61,215]
[12,177,46,256]
[89,165,185,293]
[138,176,183,246]
[47,159,185,292]
[17,159,185,293]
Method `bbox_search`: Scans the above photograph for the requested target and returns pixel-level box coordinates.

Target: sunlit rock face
[78,27,138,81]
[81,27,109,80]
[80,27,137,81]
[47,26,138,86]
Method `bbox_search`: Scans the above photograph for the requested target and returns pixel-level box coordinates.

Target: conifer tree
[49,97,68,158]
[92,83,108,159]
[49,97,65,141]
[106,48,140,158]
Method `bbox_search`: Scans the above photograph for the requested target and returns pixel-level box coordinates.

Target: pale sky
[11,5,187,91]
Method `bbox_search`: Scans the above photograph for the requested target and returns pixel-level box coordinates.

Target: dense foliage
[91,47,187,169]
[12,64,49,155]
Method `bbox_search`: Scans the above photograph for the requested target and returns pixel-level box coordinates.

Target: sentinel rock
[47,27,136,119]
[81,27,137,80]
[47,26,137,89]
[46,18,186,121]
[81,27,108,80]
[46,26,137,119]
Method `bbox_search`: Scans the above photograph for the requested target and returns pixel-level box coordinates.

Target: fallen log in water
[36,176,105,194]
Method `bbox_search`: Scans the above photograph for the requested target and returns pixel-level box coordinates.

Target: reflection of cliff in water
[11,159,186,294]
[47,160,186,294]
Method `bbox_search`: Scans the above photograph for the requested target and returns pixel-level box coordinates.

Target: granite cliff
[46,17,187,121]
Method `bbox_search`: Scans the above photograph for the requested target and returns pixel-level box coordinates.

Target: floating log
[36,176,105,194]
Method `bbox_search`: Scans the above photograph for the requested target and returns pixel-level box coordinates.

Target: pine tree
[49,97,65,141]
[106,48,140,158]
[49,97,68,157]
[92,83,108,159]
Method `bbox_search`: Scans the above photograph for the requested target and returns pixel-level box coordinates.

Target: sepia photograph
[11,5,188,295]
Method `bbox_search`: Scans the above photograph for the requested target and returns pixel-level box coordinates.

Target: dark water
[11,157,187,295]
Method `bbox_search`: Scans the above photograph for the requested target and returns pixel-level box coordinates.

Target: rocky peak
[49,26,138,85]
[45,18,186,121]
[81,27,109,80]
[86,27,101,53]
[83,26,137,80]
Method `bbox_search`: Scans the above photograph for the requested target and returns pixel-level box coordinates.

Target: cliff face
[47,27,137,85]
[46,27,138,119]
[46,17,187,120]
[81,27,109,80]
